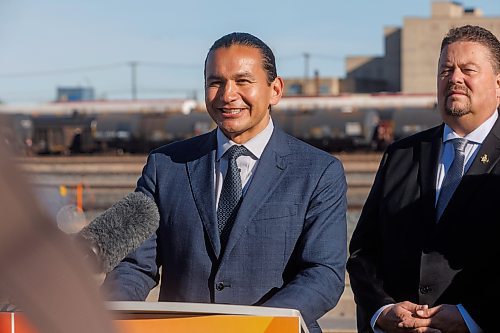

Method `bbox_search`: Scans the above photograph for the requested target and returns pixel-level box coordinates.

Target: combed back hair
[205,32,278,85]
[441,25,500,73]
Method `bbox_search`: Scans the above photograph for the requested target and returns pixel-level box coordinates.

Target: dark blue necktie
[436,138,467,221]
[217,145,250,246]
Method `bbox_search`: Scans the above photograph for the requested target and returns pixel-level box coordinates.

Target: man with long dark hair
[104,32,348,333]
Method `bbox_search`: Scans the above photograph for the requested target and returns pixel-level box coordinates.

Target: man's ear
[496,73,500,107]
[270,76,284,106]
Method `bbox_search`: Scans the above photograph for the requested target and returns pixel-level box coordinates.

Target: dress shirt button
[216,282,225,291]
[419,285,432,294]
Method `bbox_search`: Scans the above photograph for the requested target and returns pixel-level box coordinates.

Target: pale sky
[0,0,498,103]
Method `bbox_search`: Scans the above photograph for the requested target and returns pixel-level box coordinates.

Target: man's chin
[219,126,244,139]
[446,107,471,117]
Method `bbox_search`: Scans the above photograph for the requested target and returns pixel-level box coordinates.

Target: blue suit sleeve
[261,159,348,328]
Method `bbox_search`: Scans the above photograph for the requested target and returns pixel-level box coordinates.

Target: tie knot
[225,145,250,160]
[452,138,467,153]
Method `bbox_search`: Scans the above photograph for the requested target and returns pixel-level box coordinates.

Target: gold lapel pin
[480,154,489,164]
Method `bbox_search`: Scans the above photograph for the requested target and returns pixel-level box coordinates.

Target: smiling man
[204,43,280,144]
[104,32,348,333]
[347,25,500,333]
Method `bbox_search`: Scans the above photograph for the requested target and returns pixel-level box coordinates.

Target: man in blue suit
[104,32,347,333]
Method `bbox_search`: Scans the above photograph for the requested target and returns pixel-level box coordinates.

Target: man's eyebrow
[206,74,223,81]
[440,61,478,67]
[206,71,257,81]
[233,71,256,79]
[460,62,479,67]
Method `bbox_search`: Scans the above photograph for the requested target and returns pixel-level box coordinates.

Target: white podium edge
[106,301,309,333]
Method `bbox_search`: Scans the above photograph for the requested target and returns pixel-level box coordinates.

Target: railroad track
[15,153,380,211]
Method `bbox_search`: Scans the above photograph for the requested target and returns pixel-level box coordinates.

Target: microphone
[76,192,160,273]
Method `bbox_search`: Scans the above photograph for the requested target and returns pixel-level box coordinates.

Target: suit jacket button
[419,285,431,294]
[216,282,225,291]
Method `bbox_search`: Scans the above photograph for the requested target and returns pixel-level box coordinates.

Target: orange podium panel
[1,301,308,333]
[0,312,37,333]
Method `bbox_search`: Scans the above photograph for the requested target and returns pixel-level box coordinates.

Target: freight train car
[93,111,215,153]
[0,94,442,155]
[0,99,198,155]
[0,112,33,155]
[273,108,381,151]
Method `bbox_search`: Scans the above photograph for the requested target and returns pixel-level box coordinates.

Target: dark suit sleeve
[102,154,160,300]
[261,159,348,328]
[346,152,396,323]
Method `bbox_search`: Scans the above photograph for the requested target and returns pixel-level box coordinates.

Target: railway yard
[15,152,383,333]
[17,152,380,212]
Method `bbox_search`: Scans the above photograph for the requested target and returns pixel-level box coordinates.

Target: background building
[402,1,500,93]
[57,87,95,102]
[284,1,500,96]
[284,72,341,96]
[343,26,401,93]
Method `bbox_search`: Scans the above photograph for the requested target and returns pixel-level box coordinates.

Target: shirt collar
[216,118,274,161]
[442,111,498,145]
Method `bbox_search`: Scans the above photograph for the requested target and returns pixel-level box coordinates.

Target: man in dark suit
[347,25,500,333]
[103,32,347,333]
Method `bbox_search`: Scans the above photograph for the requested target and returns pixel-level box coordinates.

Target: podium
[1,301,309,333]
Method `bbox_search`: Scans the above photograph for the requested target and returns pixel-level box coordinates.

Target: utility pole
[303,53,310,81]
[129,61,138,100]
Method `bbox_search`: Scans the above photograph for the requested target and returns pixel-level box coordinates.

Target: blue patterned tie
[436,138,467,221]
[217,145,250,245]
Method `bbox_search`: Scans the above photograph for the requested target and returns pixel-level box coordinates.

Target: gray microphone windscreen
[78,192,159,273]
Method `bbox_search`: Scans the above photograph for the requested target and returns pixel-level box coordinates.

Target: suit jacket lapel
[221,127,290,260]
[466,115,500,176]
[439,114,500,223]
[418,125,443,224]
[186,130,221,257]
[419,125,443,196]
[442,116,500,217]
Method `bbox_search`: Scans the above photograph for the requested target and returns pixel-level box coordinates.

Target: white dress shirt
[215,118,274,209]
[371,111,498,333]
[435,112,498,201]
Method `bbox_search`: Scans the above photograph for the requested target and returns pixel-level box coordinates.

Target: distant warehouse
[283,1,500,96]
